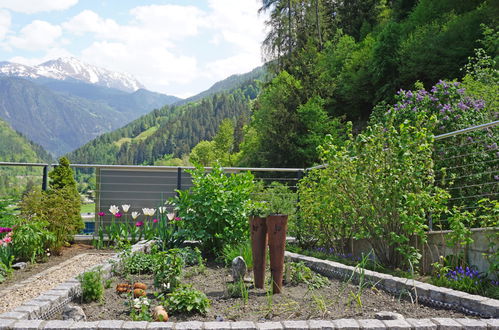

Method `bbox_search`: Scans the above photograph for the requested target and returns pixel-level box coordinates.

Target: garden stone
[12,262,28,270]
[374,311,404,320]
[232,256,247,282]
[62,305,86,321]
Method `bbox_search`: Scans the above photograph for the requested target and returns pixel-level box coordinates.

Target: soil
[0,244,113,291]
[76,262,472,322]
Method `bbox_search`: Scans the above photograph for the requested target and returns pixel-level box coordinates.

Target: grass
[81,203,95,214]
[113,126,159,148]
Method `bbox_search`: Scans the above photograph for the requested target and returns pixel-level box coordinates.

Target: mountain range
[0,57,144,92]
[0,58,180,156]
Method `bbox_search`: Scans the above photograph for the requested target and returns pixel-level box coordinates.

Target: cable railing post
[177,167,182,196]
[42,165,49,191]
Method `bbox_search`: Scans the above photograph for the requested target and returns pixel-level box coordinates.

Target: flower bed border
[0,244,497,329]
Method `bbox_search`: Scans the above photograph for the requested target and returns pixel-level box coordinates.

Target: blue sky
[0,0,267,98]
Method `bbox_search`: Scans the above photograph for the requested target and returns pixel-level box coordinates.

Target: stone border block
[381,319,411,329]
[282,320,309,330]
[69,321,100,330]
[307,320,335,330]
[231,321,257,330]
[256,322,284,330]
[145,322,174,329]
[204,321,231,329]
[0,318,16,330]
[357,319,385,329]
[0,312,29,320]
[97,320,124,329]
[122,321,148,329]
[11,320,45,330]
[405,318,437,330]
[455,318,488,329]
[174,321,203,329]
[43,320,75,329]
[333,319,359,329]
[431,318,462,329]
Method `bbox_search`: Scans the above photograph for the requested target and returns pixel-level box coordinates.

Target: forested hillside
[67,86,256,165]
[0,119,52,196]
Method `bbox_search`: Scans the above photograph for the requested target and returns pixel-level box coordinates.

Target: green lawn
[81,203,95,214]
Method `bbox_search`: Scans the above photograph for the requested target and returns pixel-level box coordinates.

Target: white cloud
[130,5,206,40]
[0,0,78,14]
[7,20,62,51]
[80,41,198,93]
[4,2,266,96]
[0,10,10,40]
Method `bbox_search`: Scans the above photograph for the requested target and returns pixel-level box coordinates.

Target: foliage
[155,210,187,252]
[19,187,82,254]
[78,268,104,303]
[130,297,152,321]
[285,261,329,290]
[166,285,210,315]
[179,247,203,267]
[174,164,254,255]
[227,279,249,303]
[475,199,499,278]
[11,220,55,263]
[222,241,253,270]
[154,249,184,293]
[299,113,449,269]
[120,250,156,275]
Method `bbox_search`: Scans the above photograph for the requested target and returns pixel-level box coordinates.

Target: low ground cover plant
[79,268,104,303]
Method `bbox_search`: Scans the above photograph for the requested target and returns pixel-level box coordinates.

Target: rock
[231,256,247,282]
[62,304,86,321]
[374,311,405,320]
[12,262,27,270]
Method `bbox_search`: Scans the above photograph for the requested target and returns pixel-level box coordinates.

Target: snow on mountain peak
[0,57,145,92]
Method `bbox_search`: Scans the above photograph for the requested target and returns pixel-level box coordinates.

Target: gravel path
[0,253,112,314]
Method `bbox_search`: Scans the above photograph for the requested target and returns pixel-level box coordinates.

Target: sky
[0,0,268,98]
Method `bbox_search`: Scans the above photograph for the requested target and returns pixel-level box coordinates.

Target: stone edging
[1,245,497,329]
[285,251,499,319]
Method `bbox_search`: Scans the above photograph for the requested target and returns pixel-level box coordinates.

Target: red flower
[153,218,159,223]
[135,221,144,227]
[98,212,105,217]
[114,212,122,218]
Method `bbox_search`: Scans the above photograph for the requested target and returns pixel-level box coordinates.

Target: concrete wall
[345,227,497,276]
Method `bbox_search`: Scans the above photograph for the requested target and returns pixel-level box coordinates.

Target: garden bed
[67,260,472,322]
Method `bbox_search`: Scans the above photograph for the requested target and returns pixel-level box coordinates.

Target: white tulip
[142,208,156,216]
[131,212,140,220]
[109,205,119,215]
[158,206,167,214]
[122,204,130,213]
[167,213,175,221]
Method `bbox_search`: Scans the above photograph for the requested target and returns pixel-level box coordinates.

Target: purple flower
[114,212,122,218]
[98,212,105,217]
[494,175,499,181]
[0,227,12,233]
[174,217,182,221]
[135,221,144,227]
[488,143,498,150]
[467,137,473,142]
[153,218,158,223]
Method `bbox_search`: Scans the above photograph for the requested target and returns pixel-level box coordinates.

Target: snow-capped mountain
[0,57,145,92]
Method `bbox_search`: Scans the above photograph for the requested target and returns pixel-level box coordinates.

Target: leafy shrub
[179,247,203,266]
[154,249,184,293]
[174,164,254,255]
[299,114,449,269]
[12,220,55,263]
[79,268,104,303]
[121,251,156,275]
[166,285,210,315]
[285,262,329,290]
[19,187,82,254]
